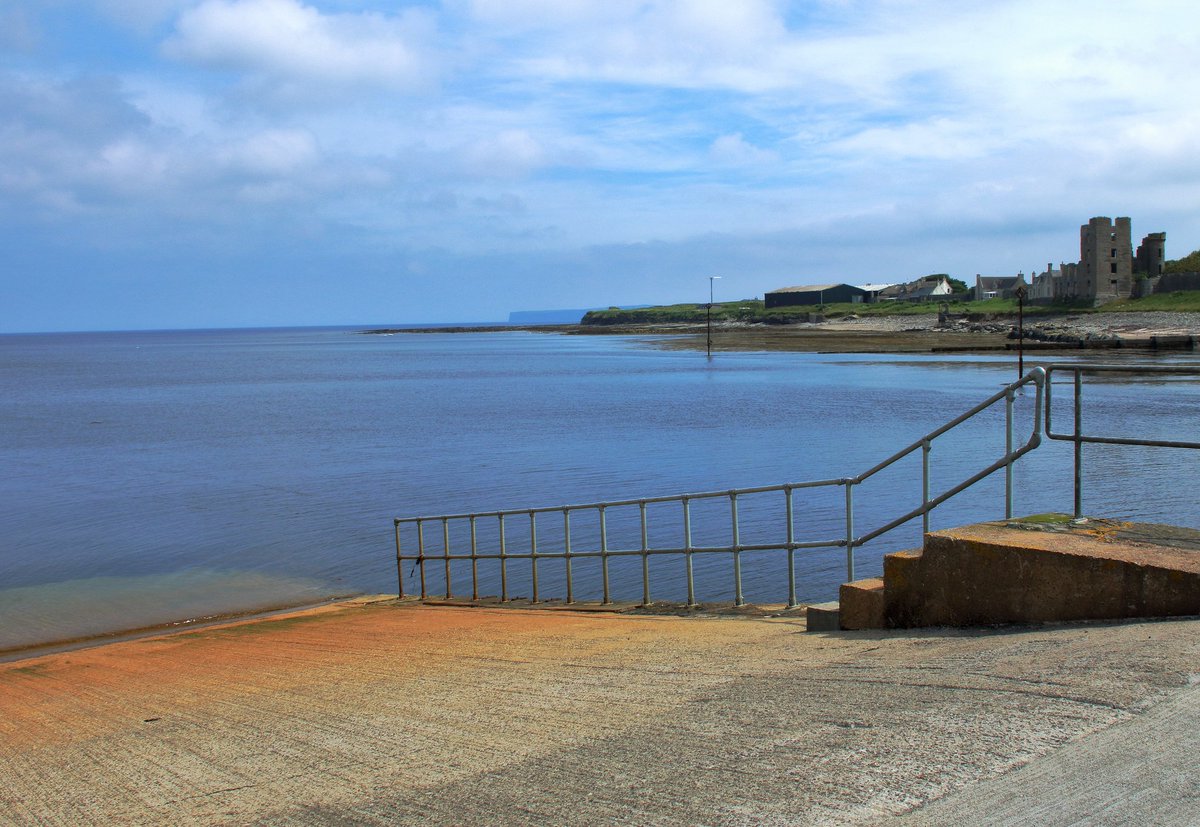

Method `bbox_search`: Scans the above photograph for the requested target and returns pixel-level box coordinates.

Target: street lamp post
[1014,284,1028,379]
[707,276,721,358]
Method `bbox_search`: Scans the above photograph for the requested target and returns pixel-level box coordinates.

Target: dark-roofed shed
[764,283,867,308]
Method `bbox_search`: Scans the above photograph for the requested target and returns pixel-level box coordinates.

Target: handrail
[394,367,1047,608]
[1044,362,1200,517]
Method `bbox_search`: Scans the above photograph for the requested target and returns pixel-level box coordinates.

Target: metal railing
[1045,363,1200,517]
[394,367,1046,607]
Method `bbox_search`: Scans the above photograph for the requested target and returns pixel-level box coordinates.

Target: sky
[2,0,1199,331]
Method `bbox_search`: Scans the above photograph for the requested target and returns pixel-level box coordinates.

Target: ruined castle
[1028,217,1166,303]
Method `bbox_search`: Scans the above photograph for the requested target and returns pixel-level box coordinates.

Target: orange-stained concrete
[841,519,1200,629]
[4,595,1200,825]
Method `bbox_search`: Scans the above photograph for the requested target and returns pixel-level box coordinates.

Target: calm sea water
[2,327,1198,652]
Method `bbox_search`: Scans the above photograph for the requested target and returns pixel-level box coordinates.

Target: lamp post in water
[1014,284,1028,379]
[707,276,722,358]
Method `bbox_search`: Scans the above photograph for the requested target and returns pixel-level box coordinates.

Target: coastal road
[1,599,1197,825]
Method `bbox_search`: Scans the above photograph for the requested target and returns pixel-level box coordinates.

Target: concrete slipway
[1,598,1198,825]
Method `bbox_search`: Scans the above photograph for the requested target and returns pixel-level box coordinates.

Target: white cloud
[163,0,439,92]
[462,129,545,178]
[708,133,778,167]
[217,128,319,176]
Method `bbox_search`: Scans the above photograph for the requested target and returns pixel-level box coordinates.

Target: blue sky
[3,0,1199,331]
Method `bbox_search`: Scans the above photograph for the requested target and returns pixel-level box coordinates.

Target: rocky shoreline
[364,311,1200,354]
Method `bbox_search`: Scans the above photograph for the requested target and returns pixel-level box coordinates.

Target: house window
[1111,248,1117,257]
[1110,263,1117,274]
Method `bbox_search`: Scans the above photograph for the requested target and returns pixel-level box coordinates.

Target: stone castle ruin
[1024,217,1167,305]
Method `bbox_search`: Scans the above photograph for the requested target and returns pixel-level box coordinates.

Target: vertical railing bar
[442,517,451,599]
[394,520,404,599]
[417,519,427,599]
[499,513,508,602]
[730,493,743,607]
[844,482,855,583]
[1074,368,1083,518]
[563,509,574,604]
[530,510,539,604]
[470,516,479,601]
[921,439,931,535]
[640,501,650,607]
[600,505,611,605]
[1005,388,1014,520]
[683,497,696,608]
[785,486,797,609]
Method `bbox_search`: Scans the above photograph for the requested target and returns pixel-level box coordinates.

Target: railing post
[640,501,650,607]
[442,517,452,599]
[683,496,696,608]
[394,519,403,598]
[730,492,743,607]
[1074,368,1083,518]
[785,486,797,609]
[600,505,611,604]
[469,516,479,601]
[563,509,574,604]
[498,513,508,601]
[1005,388,1015,520]
[417,519,427,599]
[530,510,539,603]
[921,439,931,535]
[844,482,855,582]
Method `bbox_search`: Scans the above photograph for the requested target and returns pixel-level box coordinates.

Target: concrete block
[840,578,885,630]
[805,601,840,632]
[888,521,1200,627]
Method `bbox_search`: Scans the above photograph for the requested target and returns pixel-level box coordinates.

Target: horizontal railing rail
[1044,362,1200,517]
[394,367,1047,608]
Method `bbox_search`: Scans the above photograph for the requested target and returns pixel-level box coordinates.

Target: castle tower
[1135,232,1166,276]
[1077,216,1132,301]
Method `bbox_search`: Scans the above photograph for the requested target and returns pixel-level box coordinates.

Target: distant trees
[1164,249,1200,274]
[921,273,970,294]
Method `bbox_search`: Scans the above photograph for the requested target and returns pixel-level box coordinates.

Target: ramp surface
[1,599,1198,825]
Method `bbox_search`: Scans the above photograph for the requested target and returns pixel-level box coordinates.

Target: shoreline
[0,595,360,664]
[364,310,1200,354]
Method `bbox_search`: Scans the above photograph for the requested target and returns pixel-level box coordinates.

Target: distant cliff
[507,308,594,324]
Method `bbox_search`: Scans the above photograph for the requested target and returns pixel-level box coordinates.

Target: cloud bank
[2,0,1199,330]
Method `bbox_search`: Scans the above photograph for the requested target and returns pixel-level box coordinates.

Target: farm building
[764,283,867,308]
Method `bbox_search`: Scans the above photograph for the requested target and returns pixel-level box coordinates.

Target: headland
[365,310,1200,354]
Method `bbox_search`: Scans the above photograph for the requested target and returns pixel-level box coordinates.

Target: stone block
[805,601,840,632]
[839,578,885,630]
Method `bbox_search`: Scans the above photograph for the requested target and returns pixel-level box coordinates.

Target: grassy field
[580,292,1200,325]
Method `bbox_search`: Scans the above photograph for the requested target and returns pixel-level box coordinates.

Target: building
[764,283,867,308]
[1028,263,1062,301]
[878,276,954,302]
[858,283,898,303]
[1136,232,1167,276]
[1060,216,1133,301]
[974,274,1027,301]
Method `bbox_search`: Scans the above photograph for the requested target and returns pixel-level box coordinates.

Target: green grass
[1012,513,1075,525]
[1097,291,1200,312]
[582,296,1100,325]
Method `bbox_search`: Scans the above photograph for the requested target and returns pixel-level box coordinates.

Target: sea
[3,326,1198,654]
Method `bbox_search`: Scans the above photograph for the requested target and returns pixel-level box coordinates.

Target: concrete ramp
[831,516,1200,629]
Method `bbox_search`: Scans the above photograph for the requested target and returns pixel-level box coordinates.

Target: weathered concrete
[839,577,885,630]
[2,598,1199,825]
[804,600,841,631]
[886,519,1200,627]
[837,519,1200,630]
